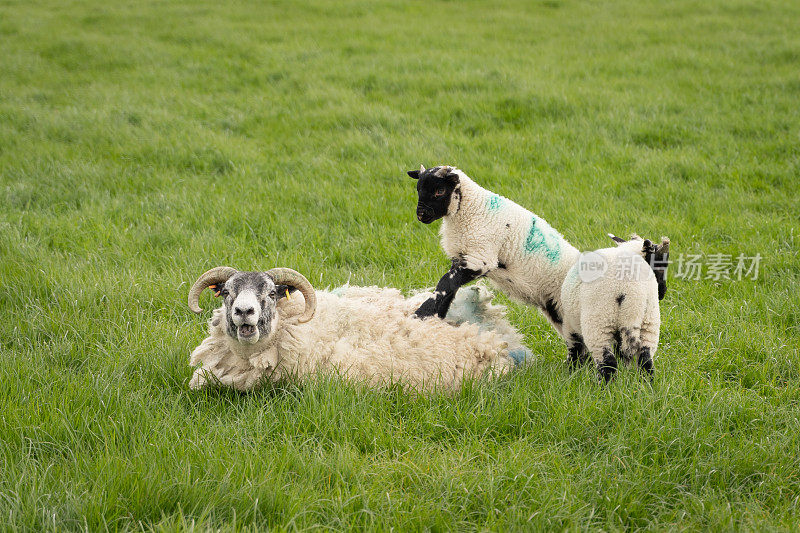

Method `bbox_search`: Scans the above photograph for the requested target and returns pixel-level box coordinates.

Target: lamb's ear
[407,164,425,179]
[275,284,299,301]
[608,233,626,244]
[642,239,654,252]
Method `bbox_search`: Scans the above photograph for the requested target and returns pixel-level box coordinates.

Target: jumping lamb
[186,266,531,392]
[408,165,669,382]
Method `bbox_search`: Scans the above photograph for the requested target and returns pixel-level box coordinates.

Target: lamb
[408,165,669,382]
[186,266,532,392]
[408,165,581,333]
[561,235,670,382]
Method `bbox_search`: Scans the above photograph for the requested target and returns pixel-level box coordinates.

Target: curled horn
[188,266,238,314]
[265,267,317,323]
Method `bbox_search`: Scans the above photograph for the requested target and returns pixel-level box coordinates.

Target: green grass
[1,0,799,529]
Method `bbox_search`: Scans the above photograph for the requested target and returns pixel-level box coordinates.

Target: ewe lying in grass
[187,267,531,391]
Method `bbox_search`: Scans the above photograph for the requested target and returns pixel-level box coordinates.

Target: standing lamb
[186,266,531,392]
[561,235,670,382]
[408,165,669,382]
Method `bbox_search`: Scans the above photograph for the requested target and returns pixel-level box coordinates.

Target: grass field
[2,0,799,529]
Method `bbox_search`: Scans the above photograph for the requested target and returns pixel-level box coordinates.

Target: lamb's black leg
[637,346,654,380]
[567,334,589,370]
[597,347,618,384]
[414,259,482,319]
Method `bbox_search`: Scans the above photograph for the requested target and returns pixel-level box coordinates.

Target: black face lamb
[187,266,316,344]
[407,165,461,223]
[610,234,670,300]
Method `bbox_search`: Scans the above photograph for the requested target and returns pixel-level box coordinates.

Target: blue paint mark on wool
[445,287,486,328]
[524,216,561,263]
[446,286,533,366]
[508,348,532,366]
[487,194,504,212]
[330,286,347,297]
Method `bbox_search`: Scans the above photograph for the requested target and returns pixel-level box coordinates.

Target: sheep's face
[646,242,669,300]
[609,234,670,300]
[215,272,285,345]
[407,165,460,224]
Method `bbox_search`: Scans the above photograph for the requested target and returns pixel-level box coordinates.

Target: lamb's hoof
[566,357,586,373]
[598,367,617,384]
[597,348,617,384]
[639,360,654,379]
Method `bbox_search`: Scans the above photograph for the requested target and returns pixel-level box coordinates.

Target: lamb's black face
[407,166,460,224]
[642,241,669,300]
[651,251,669,300]
[217,272,280,344]
[609,234,670,301]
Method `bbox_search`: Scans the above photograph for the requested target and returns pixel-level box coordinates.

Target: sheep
[186,267,532,392]
[407,165,580,335]
[408,165,669,382]
[561,235,670,382]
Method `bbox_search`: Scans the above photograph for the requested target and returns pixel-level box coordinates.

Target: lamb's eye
[435,187,446,197]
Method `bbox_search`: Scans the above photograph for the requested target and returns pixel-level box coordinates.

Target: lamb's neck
[448,174,491,225]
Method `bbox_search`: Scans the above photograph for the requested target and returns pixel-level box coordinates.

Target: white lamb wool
[561,236,668,382]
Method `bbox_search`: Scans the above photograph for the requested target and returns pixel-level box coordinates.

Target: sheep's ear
[275,284,298,301]
[408,164,425,179]
[608,233,626,244]
[208,284,223,297]
[642,239,654,252]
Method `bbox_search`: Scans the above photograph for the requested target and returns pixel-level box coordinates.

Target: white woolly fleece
[188,283,530,392]
[439,169,581,336]
[561,239,661,365]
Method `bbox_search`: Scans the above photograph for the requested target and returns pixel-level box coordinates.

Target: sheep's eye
[269,290,276,299]
[220,288,229,297]
[434,187,446,197]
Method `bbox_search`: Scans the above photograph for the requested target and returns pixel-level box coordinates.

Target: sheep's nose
[234,305,255,317]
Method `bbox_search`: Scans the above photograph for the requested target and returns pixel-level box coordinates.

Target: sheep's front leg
[414,257,485,319]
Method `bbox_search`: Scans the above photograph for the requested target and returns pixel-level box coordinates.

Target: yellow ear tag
[285,288,291,300]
